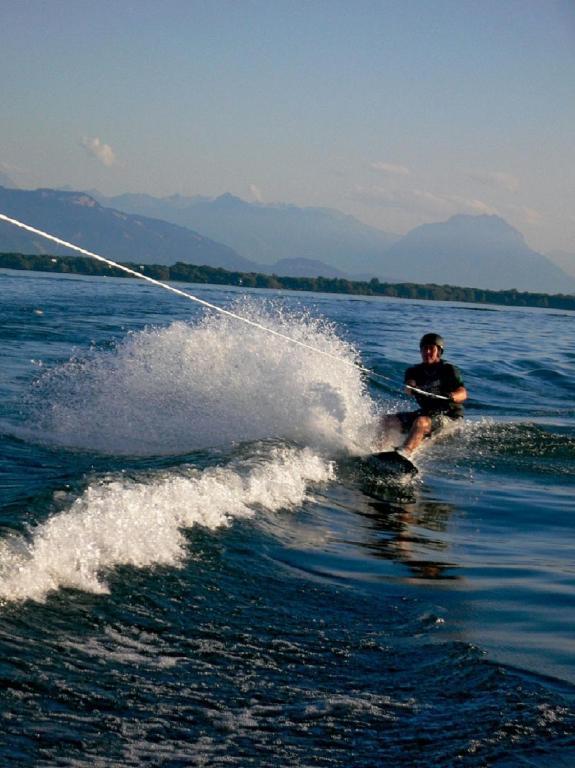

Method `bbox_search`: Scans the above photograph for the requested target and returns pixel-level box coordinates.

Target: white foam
[26,298,379,455]
[0,446,334,604]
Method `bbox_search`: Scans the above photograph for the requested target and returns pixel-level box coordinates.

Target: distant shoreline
[1,252,574,311]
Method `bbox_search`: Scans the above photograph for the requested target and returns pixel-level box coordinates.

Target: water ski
[364,450,418,477]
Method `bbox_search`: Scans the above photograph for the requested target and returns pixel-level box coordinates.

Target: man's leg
[402,415,432,455]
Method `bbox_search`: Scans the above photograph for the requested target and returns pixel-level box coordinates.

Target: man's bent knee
[414,415,432,434]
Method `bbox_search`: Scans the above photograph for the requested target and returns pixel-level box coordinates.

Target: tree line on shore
[1,251,574,311]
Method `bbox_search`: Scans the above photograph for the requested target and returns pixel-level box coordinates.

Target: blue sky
[2,0,574,253]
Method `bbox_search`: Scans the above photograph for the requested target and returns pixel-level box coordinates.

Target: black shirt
[404,360,465,418]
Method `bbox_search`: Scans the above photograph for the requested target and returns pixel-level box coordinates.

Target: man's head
[419,333,444,364]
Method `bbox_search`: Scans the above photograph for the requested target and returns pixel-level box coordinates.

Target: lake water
[1,268,574,766]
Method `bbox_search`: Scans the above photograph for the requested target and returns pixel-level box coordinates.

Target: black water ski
[364,450,418,477]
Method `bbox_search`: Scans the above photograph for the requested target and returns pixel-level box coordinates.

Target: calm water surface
[0,269,574,766]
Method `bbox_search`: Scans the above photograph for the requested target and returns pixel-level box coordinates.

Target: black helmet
[420,333,444,352]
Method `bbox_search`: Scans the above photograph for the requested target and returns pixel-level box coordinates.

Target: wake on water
[0,445,334,603]
[1,300,381,603]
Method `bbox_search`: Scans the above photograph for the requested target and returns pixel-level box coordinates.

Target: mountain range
[0,185,573,294]
[86,191,575,293]
[0,187,255,271]
[92,191,400,277]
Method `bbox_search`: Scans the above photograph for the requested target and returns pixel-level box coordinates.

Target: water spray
[0,212,448,401]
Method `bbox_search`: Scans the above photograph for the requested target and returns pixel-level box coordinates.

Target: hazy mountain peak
[412,213,523,240]
[382,212,573,292]
[408,213,525,246]
[449,213,507,227]
[452,213,525,241]
[212,193,255,209]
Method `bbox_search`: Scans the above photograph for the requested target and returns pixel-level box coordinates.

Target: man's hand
[449,386,468,404]
[405,379,417,397]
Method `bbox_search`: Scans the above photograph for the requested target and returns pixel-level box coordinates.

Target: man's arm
[450,385,467,403]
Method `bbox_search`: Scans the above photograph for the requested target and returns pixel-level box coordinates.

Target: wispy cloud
[249,183,264,203]
[350,185,498,218]
[506,204,542,225]
[467,170,519,193]
[80,136,117,167]
[0,160,25,174]
[370,161,411,176]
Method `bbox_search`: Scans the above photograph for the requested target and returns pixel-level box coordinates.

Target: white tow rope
[0,212,449,401]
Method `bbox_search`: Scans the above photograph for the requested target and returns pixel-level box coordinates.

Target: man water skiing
[382,333,467,457]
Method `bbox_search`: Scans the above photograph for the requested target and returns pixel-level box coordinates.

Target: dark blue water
[1,269,574,766]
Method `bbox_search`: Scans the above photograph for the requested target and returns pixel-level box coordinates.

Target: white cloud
[81,136,117,167]
[350,185,498,218]
[0,160,25,174]
[506,204,543,225]
[467,170,519,193]
[248,183,264,203]
[370,161,411,176]
[448,194,497,216]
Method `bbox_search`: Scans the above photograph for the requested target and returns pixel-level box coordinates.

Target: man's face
[420,343,442,364]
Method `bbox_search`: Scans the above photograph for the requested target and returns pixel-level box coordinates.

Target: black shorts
[395,410,462,435]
